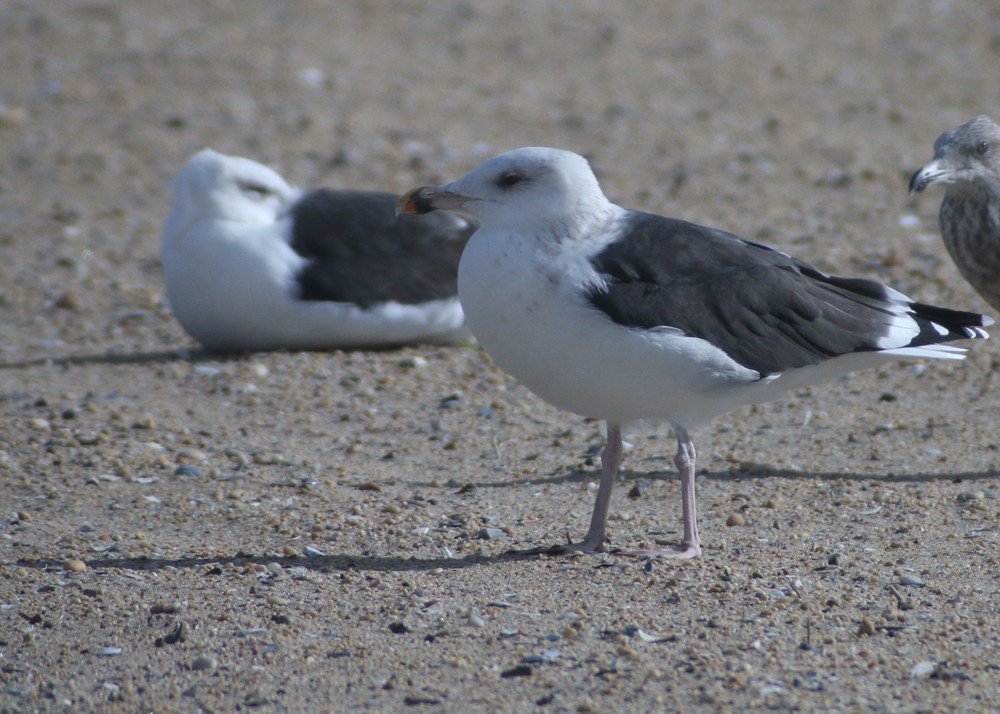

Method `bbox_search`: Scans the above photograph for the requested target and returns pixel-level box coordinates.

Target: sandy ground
[2,1,1000,712]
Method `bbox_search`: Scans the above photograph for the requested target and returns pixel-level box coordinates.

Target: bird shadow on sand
[408,463,1000,492]
[8,547,561,577]
[8,461,996,578]
[0,346,213,370]
[0,341,454,371]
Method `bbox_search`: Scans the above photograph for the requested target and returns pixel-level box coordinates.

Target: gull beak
[909,159,952,194]
[397,186,468,215]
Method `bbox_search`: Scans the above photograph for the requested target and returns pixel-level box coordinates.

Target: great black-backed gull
[910,115,1000,314]
[162,149,475,351]
[400,146,991,559]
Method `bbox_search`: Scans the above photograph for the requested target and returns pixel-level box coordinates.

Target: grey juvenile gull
[910,115,1000,314]
[400,146,992,559]
[162,149,474,352]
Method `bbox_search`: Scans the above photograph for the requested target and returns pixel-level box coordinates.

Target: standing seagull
[910,115,1000,313]
[162,149,475,352]
[400,147,991,559]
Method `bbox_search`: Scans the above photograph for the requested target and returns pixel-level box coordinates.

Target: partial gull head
[165,149,297,235]
[162,149,474,352]
[910,115,1000,313]
[402,146,992,560]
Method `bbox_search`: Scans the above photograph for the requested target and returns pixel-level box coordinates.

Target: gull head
[398,147,612,237]
[166,149,297,234]
[910,115,1000,194]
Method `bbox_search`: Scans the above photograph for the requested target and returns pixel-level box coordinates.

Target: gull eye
[497,171,524,188]
[239,181,273,200]
[976,140,990,156]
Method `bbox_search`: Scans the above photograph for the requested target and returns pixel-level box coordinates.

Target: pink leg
[560,421,622,553]
[628,424,702,559]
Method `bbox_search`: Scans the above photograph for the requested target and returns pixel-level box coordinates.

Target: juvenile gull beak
[397,186,467,215]
[909,159,952,194]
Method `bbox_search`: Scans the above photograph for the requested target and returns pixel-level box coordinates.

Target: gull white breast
[401,146,991,559]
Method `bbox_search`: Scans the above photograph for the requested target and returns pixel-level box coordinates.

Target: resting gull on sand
[400,146,992,559]
[162,149,474,352]
[910,115,1000,314]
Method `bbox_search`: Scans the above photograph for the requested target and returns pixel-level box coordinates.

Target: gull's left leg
[628,424,702,559]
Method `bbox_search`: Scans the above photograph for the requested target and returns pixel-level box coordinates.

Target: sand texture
[1,2,999,712]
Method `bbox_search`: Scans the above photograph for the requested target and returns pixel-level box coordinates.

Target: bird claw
[548,535,609,555]
[507,535,609,557]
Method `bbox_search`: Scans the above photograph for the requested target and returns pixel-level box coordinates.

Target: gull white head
[399,147,612,237]
[164,149,297,243]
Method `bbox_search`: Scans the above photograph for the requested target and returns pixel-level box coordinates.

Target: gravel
[2,2,999,713]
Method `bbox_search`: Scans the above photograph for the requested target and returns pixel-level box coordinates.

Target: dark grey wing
[588,211,986,376]
[290,189,475,308]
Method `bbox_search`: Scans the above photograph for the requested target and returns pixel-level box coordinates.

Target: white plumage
[401,146,991,558]
[162,149,472,352]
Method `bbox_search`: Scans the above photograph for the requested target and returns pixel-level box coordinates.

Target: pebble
[101,647,123,656]
[479,527,505,540]
[298,67,326,89]
[399,356,428,369]
[636,628,674,643]
[150,601,181,614]
[191,655,217,671]
[0,104,29,127]
[29,418,51,432]
[726,514,746,527]
[957,491,985,504]
[617,645,641,660]
[174,465,201,477]
[388,620,410,633]
[55,291,80,310]
[226,449,250,466]
[899,575,924,587]
[65,558,87,573]
[500,664,533,678]
[178,448,208,462]
[909,660,936,678]
[303,546,325,558]
[857,617,877,636]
